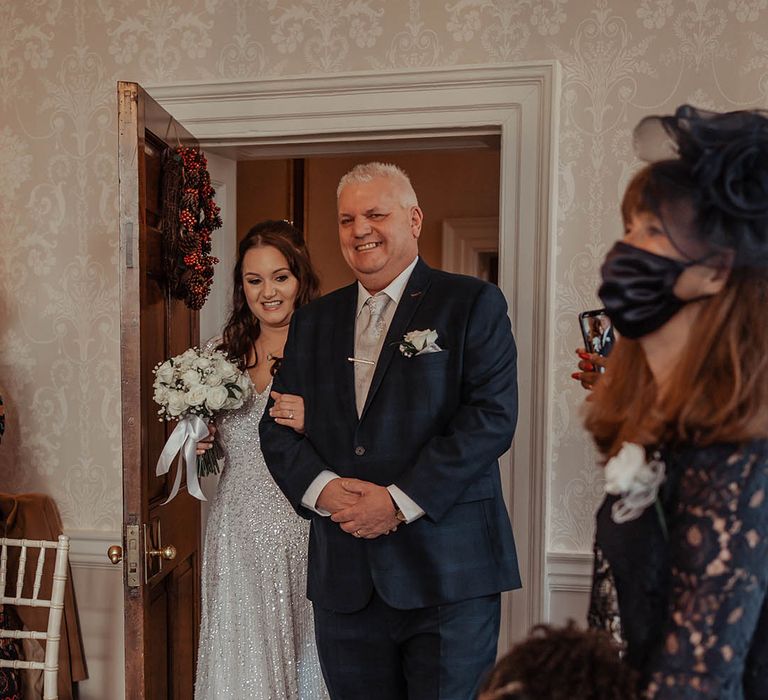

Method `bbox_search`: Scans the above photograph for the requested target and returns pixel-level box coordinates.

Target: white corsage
[605,442,667,537]
[399,329,441,358]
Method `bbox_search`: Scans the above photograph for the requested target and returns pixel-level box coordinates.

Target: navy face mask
[598,241,705,339]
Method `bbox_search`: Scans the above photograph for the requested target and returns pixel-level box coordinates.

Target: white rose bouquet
[152,347,251,503]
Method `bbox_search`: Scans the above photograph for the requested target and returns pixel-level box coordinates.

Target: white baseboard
[66,529,125,700]
[67,529,121,569]
[545,551,593,626]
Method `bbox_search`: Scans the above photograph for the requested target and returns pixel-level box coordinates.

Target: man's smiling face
[337,175,422,293]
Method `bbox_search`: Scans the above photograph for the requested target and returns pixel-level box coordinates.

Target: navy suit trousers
[313,592,500,700]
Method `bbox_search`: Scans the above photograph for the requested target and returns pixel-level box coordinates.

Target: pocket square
[416,342,442,356]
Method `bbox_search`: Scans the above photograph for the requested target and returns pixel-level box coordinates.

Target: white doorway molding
[149,62,560,647]
[442,217,499,279]
[199,151,238,527]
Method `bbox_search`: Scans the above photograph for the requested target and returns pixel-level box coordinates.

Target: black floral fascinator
[633,104,768,268]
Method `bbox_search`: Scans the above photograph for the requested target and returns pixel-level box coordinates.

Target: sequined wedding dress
[195,379,328,700]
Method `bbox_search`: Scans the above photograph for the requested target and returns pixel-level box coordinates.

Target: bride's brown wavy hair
[218,220,320,371]
[585,165,768,458]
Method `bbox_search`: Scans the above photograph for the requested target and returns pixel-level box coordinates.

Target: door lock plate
[126,525,140,588]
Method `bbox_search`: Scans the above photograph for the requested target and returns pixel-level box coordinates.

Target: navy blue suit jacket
[259,259,521,612]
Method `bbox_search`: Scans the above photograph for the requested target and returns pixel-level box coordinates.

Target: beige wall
[3,2,768,670]
[236,159,292,240]
[236,150,500,293]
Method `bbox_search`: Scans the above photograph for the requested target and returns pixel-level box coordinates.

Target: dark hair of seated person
[477,621,638,700]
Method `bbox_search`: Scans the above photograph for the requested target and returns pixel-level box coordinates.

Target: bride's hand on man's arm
[269,391,306,434]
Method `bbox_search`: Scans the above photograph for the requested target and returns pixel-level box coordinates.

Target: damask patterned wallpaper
[1,0,766,549]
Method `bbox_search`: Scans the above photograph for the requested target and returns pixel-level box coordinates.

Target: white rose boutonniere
[399,329,441,358]
[605,442,667,538]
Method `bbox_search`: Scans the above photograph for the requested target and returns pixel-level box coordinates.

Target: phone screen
[578,309,615,366]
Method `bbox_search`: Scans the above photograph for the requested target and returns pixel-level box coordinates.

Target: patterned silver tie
[354,293,391,416]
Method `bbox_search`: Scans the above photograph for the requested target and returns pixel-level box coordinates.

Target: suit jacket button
[354,446,365,456]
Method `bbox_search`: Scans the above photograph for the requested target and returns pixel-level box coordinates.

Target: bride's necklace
[256,329,287,364]
[256,343,281,363]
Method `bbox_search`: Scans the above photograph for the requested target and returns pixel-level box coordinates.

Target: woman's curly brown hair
[478,622,638,700]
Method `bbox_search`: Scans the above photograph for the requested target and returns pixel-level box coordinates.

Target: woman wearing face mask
[195,221,329,699]
[586,106,768,699]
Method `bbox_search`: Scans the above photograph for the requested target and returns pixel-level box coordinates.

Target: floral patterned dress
[589,440,768,699]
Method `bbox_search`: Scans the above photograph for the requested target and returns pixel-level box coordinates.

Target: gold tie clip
[347,357,375,365]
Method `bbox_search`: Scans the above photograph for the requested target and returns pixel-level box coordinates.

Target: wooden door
[117,81,201,699]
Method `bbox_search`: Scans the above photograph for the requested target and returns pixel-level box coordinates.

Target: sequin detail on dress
[195,380,329,700]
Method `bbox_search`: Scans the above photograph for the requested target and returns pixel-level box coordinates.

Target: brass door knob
[147,544,177,560]
[107,545,123,564]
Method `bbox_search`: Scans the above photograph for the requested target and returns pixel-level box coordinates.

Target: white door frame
[198,151,238,522]
[442,217,499,279]
[149,62,560,647]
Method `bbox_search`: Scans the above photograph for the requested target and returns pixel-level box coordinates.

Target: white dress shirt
[300,256,425,523]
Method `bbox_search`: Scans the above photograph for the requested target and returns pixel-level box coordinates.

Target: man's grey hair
[336,162,418,208]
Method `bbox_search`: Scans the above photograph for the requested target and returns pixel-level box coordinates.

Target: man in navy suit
[260,162,520,700]
[598,315,615,356]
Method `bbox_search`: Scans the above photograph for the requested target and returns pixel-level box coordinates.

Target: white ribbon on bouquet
[156,414,209,503]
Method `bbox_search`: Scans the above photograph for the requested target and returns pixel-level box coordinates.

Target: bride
[195,220,328,699]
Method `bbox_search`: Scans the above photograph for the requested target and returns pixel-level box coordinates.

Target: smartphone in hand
[578,309,614,372]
